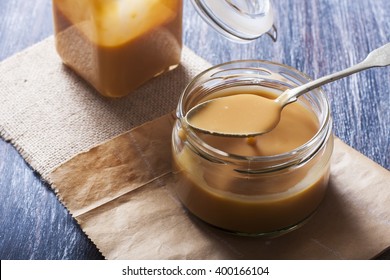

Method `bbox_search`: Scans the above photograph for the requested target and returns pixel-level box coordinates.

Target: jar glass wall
[172,60,333,236]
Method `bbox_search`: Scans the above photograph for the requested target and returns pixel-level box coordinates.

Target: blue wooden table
[0,0,389,259]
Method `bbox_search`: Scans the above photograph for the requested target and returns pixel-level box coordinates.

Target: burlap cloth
[1,36,389,259]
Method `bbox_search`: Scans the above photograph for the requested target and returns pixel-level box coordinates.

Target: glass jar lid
[191,0,276,42]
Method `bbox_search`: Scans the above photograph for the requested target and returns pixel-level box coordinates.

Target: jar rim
[176,59,332,168]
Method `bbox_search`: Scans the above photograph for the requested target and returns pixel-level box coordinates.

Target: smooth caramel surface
[53,0,182,97]
[197,87,319,156]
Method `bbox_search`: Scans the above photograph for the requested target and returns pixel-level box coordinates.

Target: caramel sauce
[187,93,282,136]
[173,87,330,234]
[192,86,319,156]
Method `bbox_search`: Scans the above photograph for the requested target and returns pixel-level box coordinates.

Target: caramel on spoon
[185,43,390,137]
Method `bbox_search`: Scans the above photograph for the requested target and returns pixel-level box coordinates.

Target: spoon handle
[276,43,390,107]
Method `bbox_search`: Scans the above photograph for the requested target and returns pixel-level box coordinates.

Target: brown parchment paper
[48,113,390,260]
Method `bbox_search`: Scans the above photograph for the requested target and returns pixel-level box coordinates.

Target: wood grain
[0,0,389,259]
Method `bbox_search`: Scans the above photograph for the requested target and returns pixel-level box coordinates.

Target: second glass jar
[52,0,183,98]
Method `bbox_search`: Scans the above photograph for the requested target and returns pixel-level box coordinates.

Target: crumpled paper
[48,113,390,260]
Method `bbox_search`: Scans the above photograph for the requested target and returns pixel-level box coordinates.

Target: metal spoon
[185,43,390,137]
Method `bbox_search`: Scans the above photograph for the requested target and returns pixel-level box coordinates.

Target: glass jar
[52,0,183,98]
[172,60,333,236]
[52,0,275,98]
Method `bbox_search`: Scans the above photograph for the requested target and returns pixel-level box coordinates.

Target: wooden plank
[0,0,388,259]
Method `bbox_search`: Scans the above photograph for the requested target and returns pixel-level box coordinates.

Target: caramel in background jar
[52,0,182,98]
